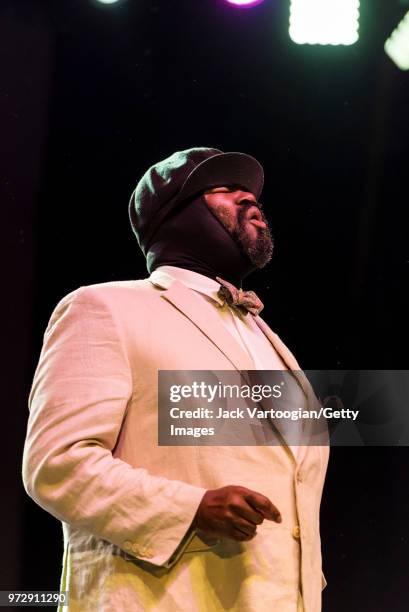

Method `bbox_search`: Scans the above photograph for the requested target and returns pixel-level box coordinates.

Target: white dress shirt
[149,265,287,369]
[149,266,304,457]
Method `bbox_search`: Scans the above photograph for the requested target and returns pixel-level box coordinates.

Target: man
[22,147,328,611]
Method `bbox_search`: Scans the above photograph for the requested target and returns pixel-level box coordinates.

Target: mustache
[240,199,263,209]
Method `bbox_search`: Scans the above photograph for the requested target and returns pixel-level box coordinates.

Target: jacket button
[143,549,154,558]
[132,543,140,553]
[123,541,132,551]
[292,525,301,539]
[296,473,303,483]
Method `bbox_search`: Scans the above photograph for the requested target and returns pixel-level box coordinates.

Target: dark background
[2,0,408,609]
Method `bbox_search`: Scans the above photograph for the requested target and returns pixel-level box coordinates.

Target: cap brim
[176,152,264,203]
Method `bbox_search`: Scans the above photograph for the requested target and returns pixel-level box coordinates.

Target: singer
[22,147,328,611]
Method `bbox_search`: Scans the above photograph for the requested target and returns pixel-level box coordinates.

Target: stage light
[225,0,265,7]
[289,0,360,45]
[95,0,121,4]
[385,11,409,70]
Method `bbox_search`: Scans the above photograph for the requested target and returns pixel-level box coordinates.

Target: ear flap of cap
[128,147,224,252]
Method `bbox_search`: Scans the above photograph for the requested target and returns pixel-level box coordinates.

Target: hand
[192,485,281,542]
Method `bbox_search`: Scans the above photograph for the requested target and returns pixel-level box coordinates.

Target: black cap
[129,146,264,254]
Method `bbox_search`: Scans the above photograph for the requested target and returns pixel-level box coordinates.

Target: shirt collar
[149,265,225,306]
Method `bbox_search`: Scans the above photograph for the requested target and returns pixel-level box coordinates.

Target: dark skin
[192,485,282,541]
[203,186,267,241]
[191,186,281,542]
[203,185,274,270]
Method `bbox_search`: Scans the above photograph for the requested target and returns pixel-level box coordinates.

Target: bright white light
[385,11,409,71]
[226,0,265,6]
[96,0,121,4]
[289,0,360,46]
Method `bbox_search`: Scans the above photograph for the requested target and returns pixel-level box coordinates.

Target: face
[203,185,274,268]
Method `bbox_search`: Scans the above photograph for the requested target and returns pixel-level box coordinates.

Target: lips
[249,219,267,228]
[246,206,266,229]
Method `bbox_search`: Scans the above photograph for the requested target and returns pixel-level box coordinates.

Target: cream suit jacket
[22,277,329,612]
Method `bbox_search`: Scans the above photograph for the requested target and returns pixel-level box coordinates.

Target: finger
[244,492,282,523]
[231,525,256,541]
[233,517,257,537]
[234,503,264,526]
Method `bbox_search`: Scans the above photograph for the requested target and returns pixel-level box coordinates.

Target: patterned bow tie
[216,276,264,316]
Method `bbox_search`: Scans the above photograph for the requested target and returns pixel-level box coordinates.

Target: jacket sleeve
[22,286,206,567]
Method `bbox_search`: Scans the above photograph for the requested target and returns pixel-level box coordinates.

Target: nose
[240,198,258,208]
[236,191,258,206]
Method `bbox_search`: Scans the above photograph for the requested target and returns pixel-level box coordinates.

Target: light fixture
[289,0,360,46]
[385,11,409,70]
[225,0,265,7]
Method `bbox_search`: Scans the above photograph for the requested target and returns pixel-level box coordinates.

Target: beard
[235,205,274,268]
[210,202,274,269]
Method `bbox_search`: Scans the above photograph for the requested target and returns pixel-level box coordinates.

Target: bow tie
[216,276,264,316]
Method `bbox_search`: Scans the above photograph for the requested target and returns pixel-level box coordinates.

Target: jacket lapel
[156,279,255,373]
[253,316,319,465]
[154,278,312,464]
[253,316,300,369]
[254,316,314,400]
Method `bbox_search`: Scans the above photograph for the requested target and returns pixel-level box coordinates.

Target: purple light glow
[226,0,265,7]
